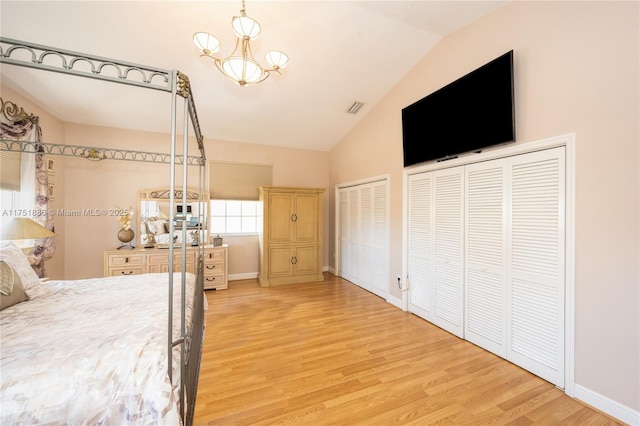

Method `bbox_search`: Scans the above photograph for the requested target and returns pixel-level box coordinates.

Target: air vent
[347,101,364,114]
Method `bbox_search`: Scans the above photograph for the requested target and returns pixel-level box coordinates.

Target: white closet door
[432,167,465,337]
[338,180,389,298]
[359,186,374,292]
[347,188,360,284]
[338,189,349,278]
[371,182,389,297]
[465,159,508,357]
[507,147,565,388]
[408,167,464,338]
[408,173,433,319]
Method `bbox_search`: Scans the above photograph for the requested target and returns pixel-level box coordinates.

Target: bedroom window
[209,200,259,235]
[1,189,18,212]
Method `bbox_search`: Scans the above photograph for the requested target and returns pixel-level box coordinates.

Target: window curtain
[0,99,55,277]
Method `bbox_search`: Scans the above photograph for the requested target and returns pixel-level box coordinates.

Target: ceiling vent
[347,101,364,114]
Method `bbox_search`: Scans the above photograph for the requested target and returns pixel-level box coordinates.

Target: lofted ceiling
[0,1,508,152]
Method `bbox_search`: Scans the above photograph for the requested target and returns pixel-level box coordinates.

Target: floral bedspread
[0,272,195,425]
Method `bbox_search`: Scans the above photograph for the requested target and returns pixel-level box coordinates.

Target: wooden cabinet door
[294,245,318,275]
[268,193,295,243]
[268,246,295,277]
[268,246,318,278]
[294,194,318,243]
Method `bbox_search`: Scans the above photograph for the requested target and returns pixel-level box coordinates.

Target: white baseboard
[386,294,404,310]
[574,384,640,425]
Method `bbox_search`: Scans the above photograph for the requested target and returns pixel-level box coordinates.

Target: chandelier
[193,0,289,86]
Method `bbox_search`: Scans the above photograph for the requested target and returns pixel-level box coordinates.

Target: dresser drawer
[203,271,227,290]
[107,254,145,267]
[203,260,224,275]
[107,266,145,276]
[147,252,195,265]
[203,249,225,262]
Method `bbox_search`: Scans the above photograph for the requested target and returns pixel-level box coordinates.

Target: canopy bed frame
[0,37,206,425]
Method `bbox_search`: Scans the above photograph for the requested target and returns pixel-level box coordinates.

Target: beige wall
[204,138,330,279]
[0,85,66,280]
[61,124,329,280]
[329,0,638,414]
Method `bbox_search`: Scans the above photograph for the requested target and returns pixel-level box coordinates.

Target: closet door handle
[291,214,297,222]
[291,257,297,264]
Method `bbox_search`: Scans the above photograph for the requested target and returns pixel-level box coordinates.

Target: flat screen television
[402,50,515,167]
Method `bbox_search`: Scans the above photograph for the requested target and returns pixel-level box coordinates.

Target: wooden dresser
[104,244,228,290]
[258,186,324,287]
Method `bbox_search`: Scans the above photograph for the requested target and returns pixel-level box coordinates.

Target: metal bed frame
[0,37,206,425]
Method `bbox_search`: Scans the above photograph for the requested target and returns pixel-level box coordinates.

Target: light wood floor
[194,274,620,425]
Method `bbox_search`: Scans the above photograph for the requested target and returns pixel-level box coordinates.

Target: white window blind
[209,161,272,200]
[0,151,21,191]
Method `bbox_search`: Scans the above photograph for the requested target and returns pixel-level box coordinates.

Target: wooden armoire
[258,186,325,286]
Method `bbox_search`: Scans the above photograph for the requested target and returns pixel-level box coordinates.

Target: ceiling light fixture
[193,0,288,86]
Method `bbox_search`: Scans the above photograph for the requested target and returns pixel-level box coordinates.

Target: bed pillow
[0,260,30,311]
[146,219,166,234]
[0,242,40,291]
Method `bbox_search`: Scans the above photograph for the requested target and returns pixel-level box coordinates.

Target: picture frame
[47,183,55,200]
[46,156,55,174]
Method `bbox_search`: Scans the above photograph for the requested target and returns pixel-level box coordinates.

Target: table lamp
[1,217,56,244]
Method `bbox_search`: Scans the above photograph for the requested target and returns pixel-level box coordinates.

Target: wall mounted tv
[402,50,515,167]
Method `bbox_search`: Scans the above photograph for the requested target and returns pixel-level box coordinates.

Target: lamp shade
[265,50,289,70]
[221,56,264,85]
[0,218,55,241]
[193,32,221,55]
[232,16,261,39]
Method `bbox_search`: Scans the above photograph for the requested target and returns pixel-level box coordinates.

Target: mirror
[137,188,208,246]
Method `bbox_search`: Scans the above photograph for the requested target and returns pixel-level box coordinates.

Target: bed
[1,243,197,424]
[0,38,207,425]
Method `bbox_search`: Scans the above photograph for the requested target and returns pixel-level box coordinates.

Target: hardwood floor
[194,274,620,425]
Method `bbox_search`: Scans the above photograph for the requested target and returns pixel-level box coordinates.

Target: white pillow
[0,242,40,291]
[146,219,166,234]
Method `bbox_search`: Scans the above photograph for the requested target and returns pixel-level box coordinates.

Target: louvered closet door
[507,147,565,388]
[371,182,389,297]
[347,188,360,284]
[408,167,464,338]
[465,159,508,357]
[359,186,374,292]
[338,190,349,278]
[432,167,465,337]
[408,173,433,319]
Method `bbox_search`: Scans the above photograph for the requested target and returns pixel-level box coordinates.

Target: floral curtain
[0,99,55,277]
